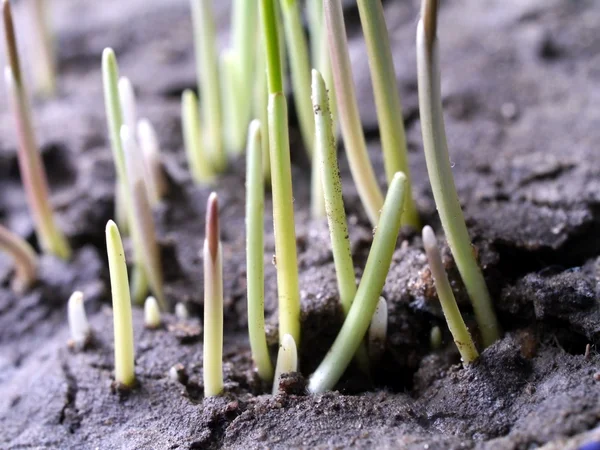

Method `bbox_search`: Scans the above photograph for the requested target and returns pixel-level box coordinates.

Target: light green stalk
[203,193,224,397]
[231,0,257,146]
[323,0,383,226]
[106,220,135,388]
[246,120,274,381]
[309,171,406,393]
[220,50,245,154]
[29,0,56,96]
[260,0,301,345]
[253,29,271,181]
[121,125,166,310]
[417,0,499,347]
[272,333,297,394]
[182,89,214,184]
[279,0,314,157]
[137,119,168,205]
[313,69,369,370]
[422,226,478,364]
[190,0,225,171]
[3,0,70,260]
[0,224,37,292]
[356,0,419,228]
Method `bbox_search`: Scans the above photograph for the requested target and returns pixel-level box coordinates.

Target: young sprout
[253,31,271,181]
[175,302,190,320]
[272,333,298,395]
[220,50,245,154]
[118,77,137,136]
[356,0,419,228]
[181,89,215,184]
[137,119,168,205]
[230,0,258,145]
[422,226,479,364]
[121,125,166,309]
[144,296,162,329]
[246,120,274,381]
[430,325,442,350]
[2,0,70,260]
[323,0,383,226]
[28,0,56,96]
[417,0,500,347]
[190,0,225,172]
[203,193,224,397]
[106,220,135,388]
[368,296,387,363]
[68,291,91,349]
[260,0,301,345]
[312,69,369,370]
[309,171,406,394]
[279,0,315,158]
[0,224,37,292]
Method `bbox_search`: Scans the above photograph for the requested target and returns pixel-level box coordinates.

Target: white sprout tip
[68,291,91,349]
[422,225,438,251]
[368,297,388,361]
[175,302,189,320]
[272,334,299,395]
[144,296,162,329]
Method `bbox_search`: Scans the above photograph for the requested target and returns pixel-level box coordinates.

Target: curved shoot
[0,224,38,292]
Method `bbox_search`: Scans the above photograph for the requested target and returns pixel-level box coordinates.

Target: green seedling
[422,226,479,364]
[220,49,245,154]
[144,296,162,329]
[137,119,168,205]
[203,193,224,397]
[0,224,38,292]
[68,291,91,350]
[182,89,214,184]
[416,0,500,347]
[323,0,383,226]
[368,296,387,363]
[106,220,135,388]
[2,0,70,260]
[356,0,419,228]
[121,125,166,310]
[246,120,274,381]
[253,29,271,181]
[190,0,225,171]
[28,0,56,96]
[260,0,301,345]
[272,333,298,395]
[309,171,406,393]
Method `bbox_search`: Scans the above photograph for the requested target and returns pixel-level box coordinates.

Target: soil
[1,0,600,448]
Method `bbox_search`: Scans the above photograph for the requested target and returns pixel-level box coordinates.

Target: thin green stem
[246,120,274,382]
[203,193,224,396]
[0,224,37,292]
[254,30,271,181]
[137,119,168,205]
[29,0,56,96]
[259,0,283,95]
[309,172,406,393]
[356,0,419,228]
[422,226,479,364]
[191,0,225,171]
[182,89,214,184]
[220,50,245,154]
[106,220,135,388]
[416,0,499,347]
[323,0,383,226]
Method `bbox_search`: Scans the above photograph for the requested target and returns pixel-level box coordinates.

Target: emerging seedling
[368,296,387,363]
[118,77,137,136]
[181,89,214,184]
[272,333,298,395]
[121,125,166,309]
[175,302,190,320]
[260,0,301,345]
[356,0,419,228]
[253,31,271,181]
[422,226,479,364]
[220,50,245,154]
[190,0,225,171]
[68,291,91,350]
[246,120,274,381]
[203,193,224,397]
[28,0,56,96]
[106,220,135,388]
[309,172,407,393]
[137,119,168,205]
[0,224,37,292]
[417,0,500,347]
[430,325,442,350]
[323,0,383,226]
[2,0,71,260]
[144,296,162,329]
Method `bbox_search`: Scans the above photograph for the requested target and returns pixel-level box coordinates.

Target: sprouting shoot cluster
[1,0,504,397]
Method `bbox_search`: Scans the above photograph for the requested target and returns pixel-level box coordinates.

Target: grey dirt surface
[1,0,600,448]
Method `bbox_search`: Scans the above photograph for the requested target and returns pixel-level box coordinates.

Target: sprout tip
[206,192,219,261]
